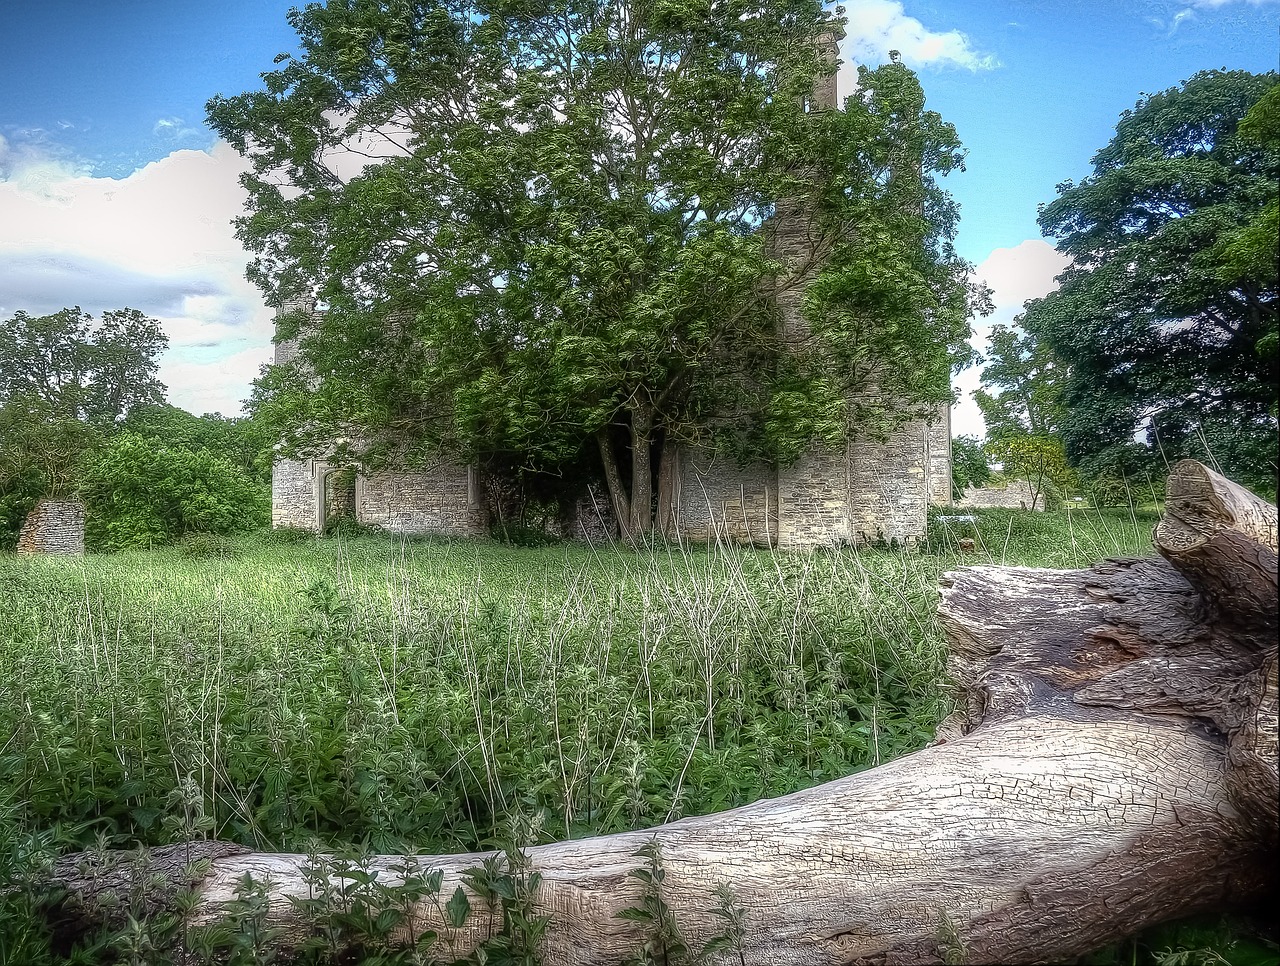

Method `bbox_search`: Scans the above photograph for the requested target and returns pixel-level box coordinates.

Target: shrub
[262,524,319,545]
[80,433,269,550]
[491,521,564,547]
[951,435,992,495]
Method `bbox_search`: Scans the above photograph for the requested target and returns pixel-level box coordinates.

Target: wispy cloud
[842,0,999,74]
[153,116,204,142]
[1152,0,1279,34]
[0,131,90,191]
[0,140,273,416]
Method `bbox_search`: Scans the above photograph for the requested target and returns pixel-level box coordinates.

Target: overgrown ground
[1,507,1273,964]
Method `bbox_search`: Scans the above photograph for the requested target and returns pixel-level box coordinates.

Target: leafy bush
[322,515,383,539]
[1085,473,1165,509]
[950,435,992,495]
[121,403,275,485]
[0,475,41,550]
[491,521,564,547]
[0,399,102,548]
[79,433,269,550]
[261,524,319,545]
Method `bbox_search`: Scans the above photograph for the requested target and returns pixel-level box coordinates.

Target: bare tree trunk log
[42,460,1278,963]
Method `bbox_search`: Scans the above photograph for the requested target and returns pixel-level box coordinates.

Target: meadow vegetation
[2,505,1272,964]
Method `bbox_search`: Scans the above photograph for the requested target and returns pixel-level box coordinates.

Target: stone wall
[675,446,777,545]
[757,26,939,548]
[846,424,930,544]
[554,486,617,544]
[359,464,488,536]
[777,445,848,546]
[273,458,489,535]
[272,458,321,530]
[17,498,85,555]
[956,479,1044,511]
[926,405,952,507]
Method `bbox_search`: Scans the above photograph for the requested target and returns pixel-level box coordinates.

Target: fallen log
[42,460,1278,963]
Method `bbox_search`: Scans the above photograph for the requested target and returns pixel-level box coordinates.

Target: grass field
[7,504,1270,964]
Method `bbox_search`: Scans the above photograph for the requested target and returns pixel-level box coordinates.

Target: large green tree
[1024,69,1278,495]
[972,320,1073,506]
[211,0,978,537]
[0,307,168,426]
[973,321,1066,441]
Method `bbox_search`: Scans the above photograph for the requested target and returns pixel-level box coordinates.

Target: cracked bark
[36,459,1278,963]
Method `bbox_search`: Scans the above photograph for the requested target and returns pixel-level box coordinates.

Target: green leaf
[446,885,471,927]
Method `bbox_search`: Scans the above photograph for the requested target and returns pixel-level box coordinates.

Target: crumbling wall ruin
[956,479,1044,511]
[16,498,85,555]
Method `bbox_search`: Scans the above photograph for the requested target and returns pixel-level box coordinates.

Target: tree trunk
[655,432,679,540]
[596,428,632,541]
[38,460,1278,964]
[628,397,654,537]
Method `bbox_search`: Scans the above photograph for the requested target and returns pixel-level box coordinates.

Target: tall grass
[2,505,1190,962]
[1,538,971,856]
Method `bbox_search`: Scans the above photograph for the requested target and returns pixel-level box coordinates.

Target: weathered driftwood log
[46,460,1278,963]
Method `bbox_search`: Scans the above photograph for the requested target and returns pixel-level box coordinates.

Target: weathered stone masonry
[956,479,1044,511]
[270,317,489,537]
[17,498,86,555]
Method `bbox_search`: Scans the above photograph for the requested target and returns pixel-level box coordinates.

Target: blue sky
[1,0,1277,428]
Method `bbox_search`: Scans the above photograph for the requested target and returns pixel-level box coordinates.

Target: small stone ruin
[16,498,86,555]
[955,479,1045,511]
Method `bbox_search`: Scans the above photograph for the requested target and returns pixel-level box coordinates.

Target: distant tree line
[974,69,1278,505]
[0,307,272,550]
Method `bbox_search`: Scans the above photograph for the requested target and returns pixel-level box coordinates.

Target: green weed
[0,507,1254,963]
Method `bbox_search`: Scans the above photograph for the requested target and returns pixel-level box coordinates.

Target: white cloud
[840,0,998,97]
[952,239,1071,439]
[1183,0,1279,7]
[153,116,204,142]
[0,132,90,199]
[157,342,271,418]
[1153,0,1278,34]
[0,139,273,417]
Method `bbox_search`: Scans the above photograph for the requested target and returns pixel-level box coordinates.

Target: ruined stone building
[271,32,952,547]
[17,498,86,555]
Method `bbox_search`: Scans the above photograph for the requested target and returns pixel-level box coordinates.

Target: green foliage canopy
[0,307,167,426]
[0,306,168,546]
[949,434,991,495]
[973,321,1066,441]
[1024,69,1278,493]
[80,433,269,551]
[0,309,276,550]
[984,433,1074,510]
[210,0,981,536]
[0,398,103,545]
[121,404,274,485]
